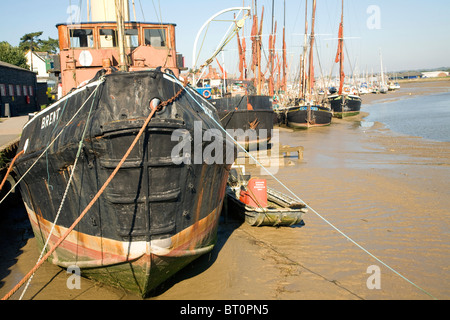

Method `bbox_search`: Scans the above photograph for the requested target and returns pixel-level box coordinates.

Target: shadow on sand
[0,175,33,293]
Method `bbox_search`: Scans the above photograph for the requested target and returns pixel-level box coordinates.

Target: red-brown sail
[268,21,277,96]
[251,5,264,94]
[308,0,316,97]
[335,0,345,95]
[237,29,244,80]
[282,26,287,91]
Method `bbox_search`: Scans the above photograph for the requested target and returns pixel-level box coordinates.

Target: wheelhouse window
[144,28,166,47]
[125,28,139,48]
[16,85,21,96]
[8,84,14,96]
[99,29,118,48]
[69,29,94,48]
[0,84,6,97]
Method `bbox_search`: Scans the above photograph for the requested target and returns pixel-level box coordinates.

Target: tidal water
[362,91,450,142]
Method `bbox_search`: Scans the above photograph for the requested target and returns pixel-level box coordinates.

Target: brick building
[0,60,42,117]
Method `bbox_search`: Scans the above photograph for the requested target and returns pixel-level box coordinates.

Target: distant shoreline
[361,79,450,106]
[396,76,450,84]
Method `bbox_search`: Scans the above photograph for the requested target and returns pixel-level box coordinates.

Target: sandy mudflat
[1,80,449,301]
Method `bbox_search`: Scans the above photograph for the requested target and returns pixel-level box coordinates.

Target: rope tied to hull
[2,75,189,300]
[0,150,24,193]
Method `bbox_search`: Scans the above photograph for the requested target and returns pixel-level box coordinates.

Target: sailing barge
[284,0,332,129]
[327,0,361,118]
[13,4,235,297]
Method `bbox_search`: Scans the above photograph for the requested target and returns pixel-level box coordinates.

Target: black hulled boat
[210,94,274,148]
[14,68,235,298]
[285,102,332,128]
[328,93,361,118]
[11,9,236,298]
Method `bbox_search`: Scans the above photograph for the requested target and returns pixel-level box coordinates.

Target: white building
[25,50,49,82]
[421,71,449,78]
[25,50,58,90]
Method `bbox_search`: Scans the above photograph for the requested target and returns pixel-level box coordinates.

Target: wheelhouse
[57,22,184,95]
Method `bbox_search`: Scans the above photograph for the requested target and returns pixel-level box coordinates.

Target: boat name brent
[41,107,61,130]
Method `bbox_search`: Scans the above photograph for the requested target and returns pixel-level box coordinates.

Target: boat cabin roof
[56,21,176,27]
[56,21,177,51]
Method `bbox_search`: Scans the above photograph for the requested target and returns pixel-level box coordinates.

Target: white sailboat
[379,49,388,94]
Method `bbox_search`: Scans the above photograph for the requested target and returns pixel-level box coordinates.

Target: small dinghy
[226,168,307,227]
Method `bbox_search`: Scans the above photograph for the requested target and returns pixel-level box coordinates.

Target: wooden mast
[306,0,317,124]
[281,0,287,92]
[257,5,264,95]
[308,0,316,100]
[115,0,128,71]
[236,17,245,80]
[268,0,275,97]
[336,0,345,95]
[299,0,308,99]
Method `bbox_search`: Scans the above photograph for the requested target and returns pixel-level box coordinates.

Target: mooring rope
[166,73,438,300]
[2,75,187,301]
[0,150,24,192]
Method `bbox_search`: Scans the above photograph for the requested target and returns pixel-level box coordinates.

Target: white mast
[191,7,250,86]
[380,49,385,84]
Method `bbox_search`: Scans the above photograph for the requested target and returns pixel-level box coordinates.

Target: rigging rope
[0,150,24,192]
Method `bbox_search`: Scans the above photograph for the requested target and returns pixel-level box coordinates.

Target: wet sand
[1,80,449,300]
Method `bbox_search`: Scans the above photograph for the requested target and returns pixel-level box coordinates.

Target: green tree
[18,32,59,54]
[19,31,43,52]
[40,37,59,54]
[0,41,29,69]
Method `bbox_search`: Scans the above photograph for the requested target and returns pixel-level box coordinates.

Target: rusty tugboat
[9,0,235,298]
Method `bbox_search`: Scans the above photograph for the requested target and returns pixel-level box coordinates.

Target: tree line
[0,31,58,70]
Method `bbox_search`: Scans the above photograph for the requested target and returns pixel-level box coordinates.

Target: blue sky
[1,0,449,77]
